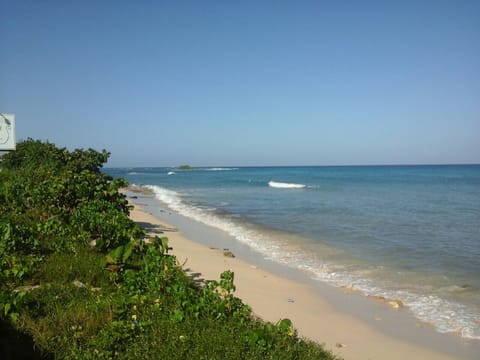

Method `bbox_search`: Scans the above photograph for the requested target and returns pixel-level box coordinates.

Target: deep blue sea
[106,165,480,340]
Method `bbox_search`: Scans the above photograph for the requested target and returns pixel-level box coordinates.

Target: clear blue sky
[1,0,479,166]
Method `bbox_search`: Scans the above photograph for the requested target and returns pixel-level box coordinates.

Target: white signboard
[0,114,16,150]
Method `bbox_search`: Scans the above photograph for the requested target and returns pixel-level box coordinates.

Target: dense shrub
[0,140,337,359]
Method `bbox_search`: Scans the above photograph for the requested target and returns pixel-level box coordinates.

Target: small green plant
[105,242,134,268]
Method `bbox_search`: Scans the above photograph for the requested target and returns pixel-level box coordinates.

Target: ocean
[106,165,480,340]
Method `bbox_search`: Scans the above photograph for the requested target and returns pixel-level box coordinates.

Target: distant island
[177,165,193,170]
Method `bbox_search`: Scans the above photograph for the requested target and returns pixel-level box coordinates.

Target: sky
[1,0,479,166]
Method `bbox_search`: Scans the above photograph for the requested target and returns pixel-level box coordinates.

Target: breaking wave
[268,181,306,189]
[204,167,239,171]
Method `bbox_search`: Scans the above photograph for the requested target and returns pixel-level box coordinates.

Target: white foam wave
[144,184,480,340]
[204,167,238,171]
[268,181,306,189]
[309,266,480,340]
[145,185,281,258]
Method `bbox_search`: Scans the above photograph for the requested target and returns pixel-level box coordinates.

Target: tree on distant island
[177,165,192,170]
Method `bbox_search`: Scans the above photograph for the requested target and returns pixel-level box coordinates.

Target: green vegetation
[177,164,193,170]
[0,139,337,359]
[177,165,193,170]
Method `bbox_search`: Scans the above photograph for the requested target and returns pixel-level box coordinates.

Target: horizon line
[104,163,480,169]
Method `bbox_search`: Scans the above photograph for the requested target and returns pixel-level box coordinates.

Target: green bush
[0,140,338,359]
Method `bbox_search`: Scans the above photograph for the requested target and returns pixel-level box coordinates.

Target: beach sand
[128,198,475,360]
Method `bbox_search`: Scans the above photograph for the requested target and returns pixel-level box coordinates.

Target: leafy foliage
[0,140,338,359]
[0,140,139,334]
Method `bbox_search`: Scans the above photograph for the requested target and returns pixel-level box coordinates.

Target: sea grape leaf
[122,241,133,263]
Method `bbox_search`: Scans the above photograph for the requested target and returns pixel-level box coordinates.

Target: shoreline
[126,190,478,360]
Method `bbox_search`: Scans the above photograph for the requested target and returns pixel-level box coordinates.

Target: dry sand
[129,201,471,360]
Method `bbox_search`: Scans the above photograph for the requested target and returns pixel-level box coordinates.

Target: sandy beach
[127,195,476,360]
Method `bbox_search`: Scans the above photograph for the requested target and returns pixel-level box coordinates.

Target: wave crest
[204,167,238,171]
[268,181,306,189]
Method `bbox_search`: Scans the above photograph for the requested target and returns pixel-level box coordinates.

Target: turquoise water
[106,165,480,339]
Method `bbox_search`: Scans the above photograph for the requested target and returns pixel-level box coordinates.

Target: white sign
[0,114,16,150]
